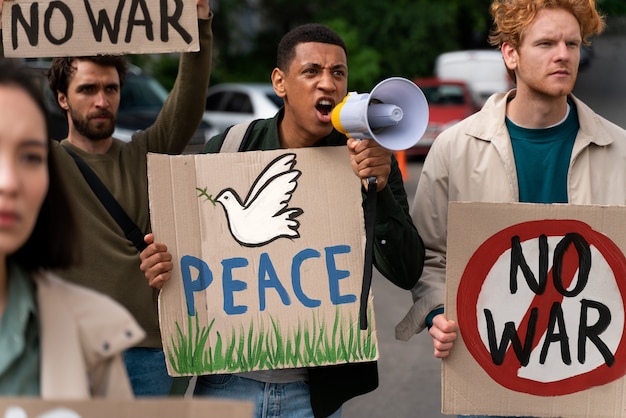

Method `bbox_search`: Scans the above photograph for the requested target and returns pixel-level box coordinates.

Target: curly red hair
[488,0,606,50]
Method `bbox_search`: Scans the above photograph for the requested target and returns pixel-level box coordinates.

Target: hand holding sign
[429,314,458,358]
[140,233,173,291]
[196,0,210,20]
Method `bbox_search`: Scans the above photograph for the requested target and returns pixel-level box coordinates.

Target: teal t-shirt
[0,261,40,396]
[507,101,579,203]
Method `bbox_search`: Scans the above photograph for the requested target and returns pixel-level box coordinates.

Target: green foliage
[322,18,381,92]
[126,53,180,91]
[151,56,181,91]
[127,0,498,92]
[200,0,494,86]
[126,0,625,90]
[167,309,377,375]
[137,1,501,90]
[598,0,626,16]
[314,0,493,82]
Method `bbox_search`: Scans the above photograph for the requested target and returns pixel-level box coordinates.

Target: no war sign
[2,0,199,58]
[444,202,626,417]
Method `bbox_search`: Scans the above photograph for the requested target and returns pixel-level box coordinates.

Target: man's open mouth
[316,99,334,116]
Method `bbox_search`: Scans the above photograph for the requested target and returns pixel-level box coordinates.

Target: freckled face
[275,42,348,145]
[504,8,582,99]
[0,85,48,257]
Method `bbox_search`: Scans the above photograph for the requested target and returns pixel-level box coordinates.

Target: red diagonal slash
[499,242,579,373]
[458,219,626,396]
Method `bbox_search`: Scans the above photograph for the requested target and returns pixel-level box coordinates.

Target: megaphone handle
[360,176,377,330]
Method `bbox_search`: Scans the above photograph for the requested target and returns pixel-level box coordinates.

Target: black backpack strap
[219,119,258,152]
[63,146,147,252]
[360,177,377,330]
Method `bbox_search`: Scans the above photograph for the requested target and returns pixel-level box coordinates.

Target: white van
[435,50,514,107]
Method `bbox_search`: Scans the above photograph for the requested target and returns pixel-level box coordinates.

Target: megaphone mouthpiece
[367,103,403,130]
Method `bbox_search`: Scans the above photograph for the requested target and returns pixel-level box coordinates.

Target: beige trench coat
[396,91,626,341]
[35,271,144,398]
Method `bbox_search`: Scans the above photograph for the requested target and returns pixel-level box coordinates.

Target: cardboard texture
[2,0,199,58]
[444,202,626,417]
[147,147,378,377]
[0,398,254,418]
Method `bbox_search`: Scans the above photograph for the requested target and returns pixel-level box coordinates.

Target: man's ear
[271,68,286,99]
[501,42,518,72]
[57,91,69,111]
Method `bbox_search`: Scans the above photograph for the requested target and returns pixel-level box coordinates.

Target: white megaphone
[331,77,429,151]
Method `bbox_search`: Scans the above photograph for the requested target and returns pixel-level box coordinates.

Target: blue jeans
[194,374,342,418]
[123,348,190,396]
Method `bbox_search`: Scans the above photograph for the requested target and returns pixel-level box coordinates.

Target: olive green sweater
[51,17,213,348]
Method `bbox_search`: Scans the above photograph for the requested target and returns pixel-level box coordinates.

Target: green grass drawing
[167,308,377,375]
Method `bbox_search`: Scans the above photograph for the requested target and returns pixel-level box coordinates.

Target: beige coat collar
[35,271,144,399]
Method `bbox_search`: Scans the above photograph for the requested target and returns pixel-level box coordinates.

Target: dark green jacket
[204,110,424,418]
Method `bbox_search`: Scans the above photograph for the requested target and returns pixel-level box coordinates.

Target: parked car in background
[204,83,283,133]
[19,59,215,153]
[406,78,479,158]
[114,65,217,153]
[435,50,514,107]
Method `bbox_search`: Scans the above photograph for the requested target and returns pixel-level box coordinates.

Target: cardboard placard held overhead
[2,0,199,58]
[147,147,378,377]
[444,202,626,417]
[0,398,254,418]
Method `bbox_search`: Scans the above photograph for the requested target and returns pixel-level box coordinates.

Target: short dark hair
[48,55,129,97]
[276,23,348,71]
[0,59,82,270]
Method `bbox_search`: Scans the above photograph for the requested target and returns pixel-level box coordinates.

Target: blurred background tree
[598,0,626,15]
[134,0,624,92]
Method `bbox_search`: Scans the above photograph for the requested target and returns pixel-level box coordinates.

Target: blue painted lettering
[259,253,291,311]
[180,255,212,316]
[292,249,322,308]
[326,245,357,305]
[180,245,357,316]
[222,257,248,315]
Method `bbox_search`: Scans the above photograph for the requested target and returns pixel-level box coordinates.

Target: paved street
[342,29,626,418]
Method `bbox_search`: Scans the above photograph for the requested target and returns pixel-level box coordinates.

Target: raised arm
[135,0,214,154]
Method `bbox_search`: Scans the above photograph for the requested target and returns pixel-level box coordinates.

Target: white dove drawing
[215,153,304,247]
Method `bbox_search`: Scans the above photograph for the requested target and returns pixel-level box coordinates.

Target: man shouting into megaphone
[139,22,425,418]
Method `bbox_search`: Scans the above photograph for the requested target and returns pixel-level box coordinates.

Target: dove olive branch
[212,153,304,247]
[196,186,217,206]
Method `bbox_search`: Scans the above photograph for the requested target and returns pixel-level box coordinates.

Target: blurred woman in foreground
[0,59,144,398]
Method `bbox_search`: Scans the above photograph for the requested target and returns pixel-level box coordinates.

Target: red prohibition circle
[457,219,626,396]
